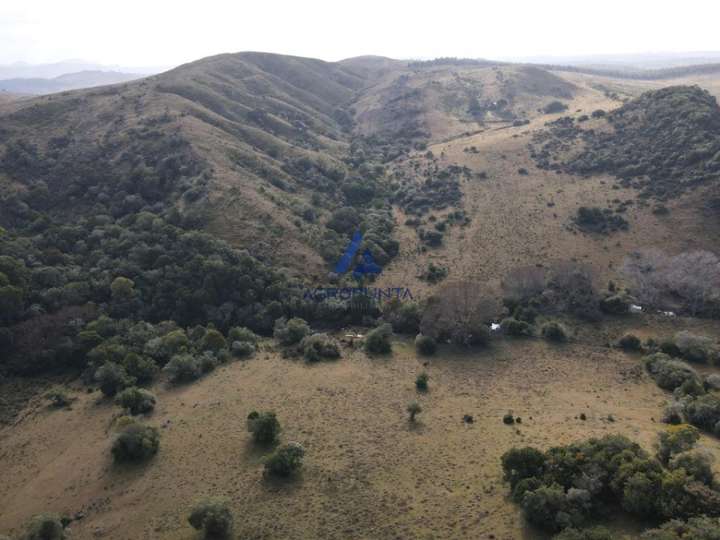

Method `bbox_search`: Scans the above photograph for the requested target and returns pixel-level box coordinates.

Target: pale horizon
[1,0,719,68]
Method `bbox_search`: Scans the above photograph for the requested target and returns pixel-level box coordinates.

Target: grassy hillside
[4,52,720,540]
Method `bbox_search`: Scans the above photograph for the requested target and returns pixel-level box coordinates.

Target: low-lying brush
[274,317,311,346]
[247,411,281,444]
[617,333,642,351]
[45,387,73,408]
[22,513,65,540]
[415,334,437,355]
[300,333,341,362]
[673,331,718,364]
[364,323,393,354]
[115,387,156,415]
[188,497,233,539]
[95,362,135,397]
[501,317,533,337]
[264,442,305,477]
[111,421,160,463]
[541,321,568,342]
[644,353,699,391]
[163,353,202,383]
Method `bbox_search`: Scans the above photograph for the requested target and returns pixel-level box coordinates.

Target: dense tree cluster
[643,351,720,436]
[502,262,608,322]
[622,248,720,318]
[532,86,720,200]
[502,431,720,535]
[0,206,388,377]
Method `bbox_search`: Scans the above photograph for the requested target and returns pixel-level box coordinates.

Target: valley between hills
[2,53,720,539]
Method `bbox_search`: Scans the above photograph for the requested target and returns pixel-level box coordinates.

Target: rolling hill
[3,51,720,540]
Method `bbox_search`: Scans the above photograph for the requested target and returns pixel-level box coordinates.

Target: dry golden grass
[378,71,720,298]
[3,315,720,539]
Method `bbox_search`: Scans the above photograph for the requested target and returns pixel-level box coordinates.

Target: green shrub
[228,326,258,344]
[385,301,422,334]
[163,353,202,383]
[45,387,72,408]
[501,317,533,337]
[501,447,546,488]
[685,394,720,432]
[122,352,158,384]
[200,329,227,353]
[95,362,134,397]
[657,467,720,520]
[541,321,568,342]
[640,516,720,539]
[231,341,255,358]
[300,333,341,362]
[407,401,422,422]
[22,513,65,540]
[618,333,642,351]
[669,450,715,486]
[199,352,218,373]
[422,263,448,284]
[264,442,305,477]
[657,424,700,464]
[674,331,717,364]
[521,483,586,531]
[620,465,664,516]
[111,421,160,463]
[247,411,280,444]
[644,353,700,392]
[188,497,233,539]
[415,334,437,355]
[273,317,310,345]
[415,372,429,392]
[544,101,568,114]
[660,338,682,358]
[705,374,720,391]
[364,323,393,354]
[115,387,156,415]
[662,401,686,425]
[511,477,542,503]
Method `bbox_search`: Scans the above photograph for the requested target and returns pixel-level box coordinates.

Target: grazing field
[2,314,720,539]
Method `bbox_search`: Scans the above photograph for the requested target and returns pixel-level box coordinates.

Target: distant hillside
[532,85,720,199]
[542,62,720,81]
[0,70,146,94]
[0,52,586,277]
[0,60,164,79]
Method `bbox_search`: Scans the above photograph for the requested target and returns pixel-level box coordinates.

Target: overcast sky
[1,0,719,68]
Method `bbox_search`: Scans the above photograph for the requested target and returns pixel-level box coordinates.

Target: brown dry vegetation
[2,316,720,539]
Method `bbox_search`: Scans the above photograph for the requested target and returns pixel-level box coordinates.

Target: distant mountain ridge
[0,60,166,79]
[0,70,146,95]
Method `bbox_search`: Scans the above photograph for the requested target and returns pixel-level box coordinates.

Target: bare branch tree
[622,249,720,316]
[420,281,501,346]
